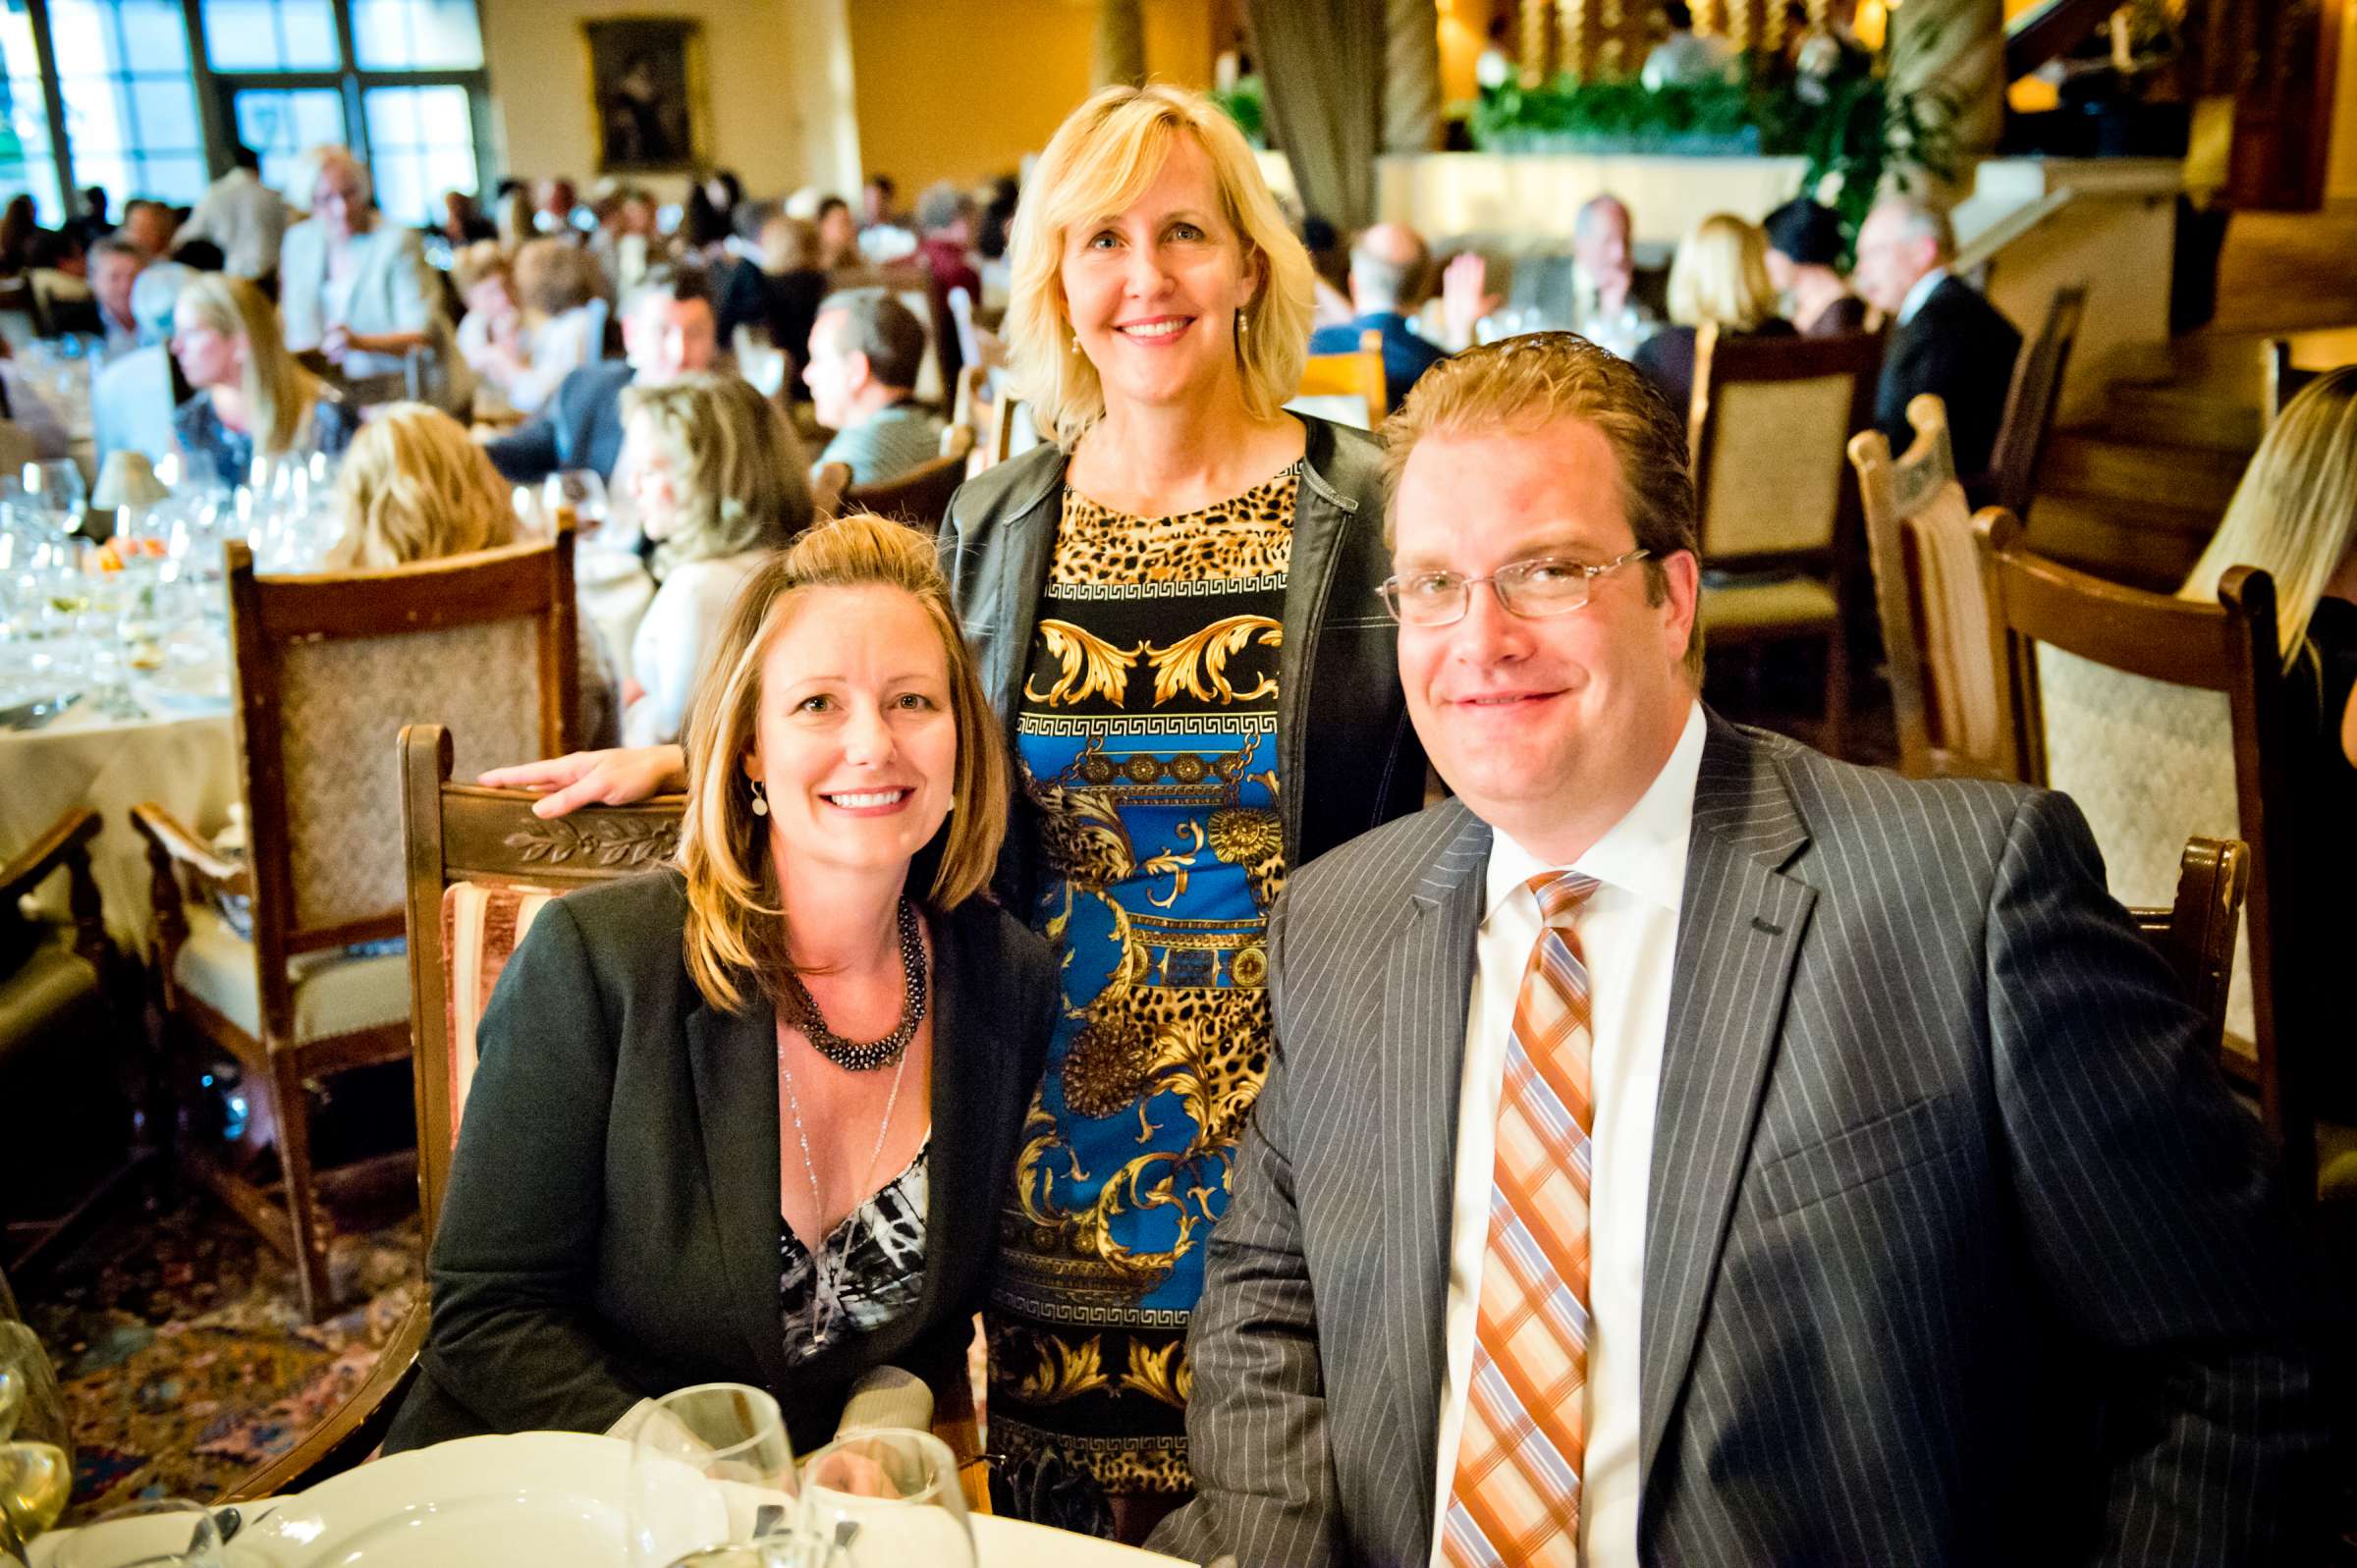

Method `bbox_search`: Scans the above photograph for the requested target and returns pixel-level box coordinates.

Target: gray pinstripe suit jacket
[1151,712,2331,1567]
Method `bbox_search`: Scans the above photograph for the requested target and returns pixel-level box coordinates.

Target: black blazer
[485,358,636,484]
[1875,274,2022,482]
[381,870,1059,1457]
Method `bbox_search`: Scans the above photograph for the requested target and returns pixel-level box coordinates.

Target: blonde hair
[323,403,518,569]
[760,214,821,273]
[622,372,813,573]
[1006,83,1315,450]
[452,241,510,297]
[1381,332,1706,679]
[175,272,330,458]
[1667,213,1781,332]
[677,514,1012,1013]
[2180,365,2357,667]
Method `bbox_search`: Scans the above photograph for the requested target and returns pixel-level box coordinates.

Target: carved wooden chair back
[1975,511,2319,1197]
[1846,393,2006,779]
[1987,283,2086,518]
[1289,327,1386,431]
[2133,837,2250,1058]
[399,723,683,1242]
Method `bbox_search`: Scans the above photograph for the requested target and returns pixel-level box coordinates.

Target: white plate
[230,1431,1185,1568]
[133,661,231,714]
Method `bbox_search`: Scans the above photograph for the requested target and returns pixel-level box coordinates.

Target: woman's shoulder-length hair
[673,513,1011,1014]
[623,371,814,568]
[1668,212,1778,333]
[1004,82,1316,451]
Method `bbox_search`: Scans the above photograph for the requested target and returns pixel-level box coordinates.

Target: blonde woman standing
[620,372,813,746]
[1631,211,1794,425]
[169,272,355,487]
[322,402,620,747]
[382,515,1058,1457]
[473,84,1428,1539]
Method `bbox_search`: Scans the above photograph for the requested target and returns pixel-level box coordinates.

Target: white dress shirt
[1897,266,1949,328]
[1431,698,1705,1568]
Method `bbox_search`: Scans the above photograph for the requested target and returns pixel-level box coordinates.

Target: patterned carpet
[20,1195,418,1524]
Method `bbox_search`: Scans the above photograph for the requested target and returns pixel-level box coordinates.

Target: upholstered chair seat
[170,906,411,1047]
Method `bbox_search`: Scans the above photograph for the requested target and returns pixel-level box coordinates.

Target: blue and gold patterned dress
[986,465,1296,1510]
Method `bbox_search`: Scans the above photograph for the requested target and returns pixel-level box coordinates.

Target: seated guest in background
[2178,365,2357,1106]
[322,401,620,747]
[93,263,192,464]
[0,194,37,273]
[816,195,866,280]
[913,183,980,309]
[170,272,355,485]
[175,143,288,283]
[175,142,288,283]
[743,215,828,393]
[805,288,942,487]
[591,186,661,298]
[534,177,581,237]
[88,236,146,359]
[473,238,604,416]
[119,199,177,262]
[0,342,74,459]
[1763,196,1867,336]
[279,146,472,413]
[380,513,1058,1458]
[438,189,497,246]
[1572,192,1652,356]
[66,185,109,248]
[494,184,536,252]
[1631,210,1794,425]
[489,264,718,485]
[1853,193,2020,484]
[453,243,523,403]
[1308,221,1446,413]
[1151,332,2335,1568]
[622,371,811,746]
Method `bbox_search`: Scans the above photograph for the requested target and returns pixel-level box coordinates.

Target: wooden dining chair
[131,531,580,1320]
[1974,512,2330,1200]
[842,428,976,533]
[2131,837,2249,1058]
[1289,327,1386,430]
[1986,283,2086,518]
[1845,394,2007,780]
[1689,323,1885,758]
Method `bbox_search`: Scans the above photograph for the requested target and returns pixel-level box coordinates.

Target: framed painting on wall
[581,18,709,173]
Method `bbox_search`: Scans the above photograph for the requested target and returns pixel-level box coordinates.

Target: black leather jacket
[939,415,1426,907]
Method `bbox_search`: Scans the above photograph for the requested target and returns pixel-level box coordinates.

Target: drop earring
[749,779,769,817]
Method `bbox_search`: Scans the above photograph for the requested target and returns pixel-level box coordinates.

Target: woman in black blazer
[383,515,1059,1458]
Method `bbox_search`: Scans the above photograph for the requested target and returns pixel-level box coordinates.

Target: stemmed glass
[626,1383,800,1568]
[795,1429,975,1568]
[23,460,86,547]
[50,1498,229,1568]
[0,1343,74,1561]
[544,470,609,538]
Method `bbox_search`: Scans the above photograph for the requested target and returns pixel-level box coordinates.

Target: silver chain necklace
[779,1030,911,1339]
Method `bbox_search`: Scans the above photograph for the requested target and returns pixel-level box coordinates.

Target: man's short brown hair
[1379,331,1705,677]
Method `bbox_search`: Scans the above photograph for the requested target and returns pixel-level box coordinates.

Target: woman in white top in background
[620,372,813,745]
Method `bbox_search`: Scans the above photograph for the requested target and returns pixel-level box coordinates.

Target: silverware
[0,692,81,731]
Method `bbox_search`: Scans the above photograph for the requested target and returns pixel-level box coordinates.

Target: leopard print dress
[987,465,1296,1520]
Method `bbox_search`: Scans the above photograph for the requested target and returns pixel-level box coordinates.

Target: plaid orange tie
[1441,870,1602,1568]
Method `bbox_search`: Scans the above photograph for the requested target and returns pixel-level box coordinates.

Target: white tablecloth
[2,694,238,949]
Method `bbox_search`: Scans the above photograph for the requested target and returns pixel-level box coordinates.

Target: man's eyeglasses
[1376,548,1651,627]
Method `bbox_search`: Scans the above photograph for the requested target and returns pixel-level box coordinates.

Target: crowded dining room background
[0,0,2352,1563]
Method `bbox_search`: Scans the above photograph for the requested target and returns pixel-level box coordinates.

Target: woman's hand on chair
[479,745,687,818]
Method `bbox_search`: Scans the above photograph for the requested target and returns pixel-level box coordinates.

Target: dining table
[24,1431,1190,1568]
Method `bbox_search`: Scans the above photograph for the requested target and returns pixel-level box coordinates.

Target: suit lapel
[1378,802,1491,1522]
[685,998,792,1393]
[1638,716,1816,1493]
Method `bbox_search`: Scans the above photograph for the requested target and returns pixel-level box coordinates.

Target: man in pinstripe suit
[1149,335,2331,1568]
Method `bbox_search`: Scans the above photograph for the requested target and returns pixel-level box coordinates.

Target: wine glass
[544,470,609,538]
[24,460,86,545]
[626,1383,799,1568]
[795,1429,974,1568]
[51,1498,228,1568]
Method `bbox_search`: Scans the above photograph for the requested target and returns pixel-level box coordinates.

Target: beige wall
[846,0,1216,198]
[476,0,859,202]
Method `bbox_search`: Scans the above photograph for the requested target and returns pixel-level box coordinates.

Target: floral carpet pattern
[22,1200,418,1524]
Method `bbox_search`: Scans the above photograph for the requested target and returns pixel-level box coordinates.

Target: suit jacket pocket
[1754,1093,1956,1218]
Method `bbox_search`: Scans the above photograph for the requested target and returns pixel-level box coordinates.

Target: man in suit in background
[1854,194,2022,486]
[488,264,719,485]
[1309,223,1447,414]
[1150,333,2332,1567]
